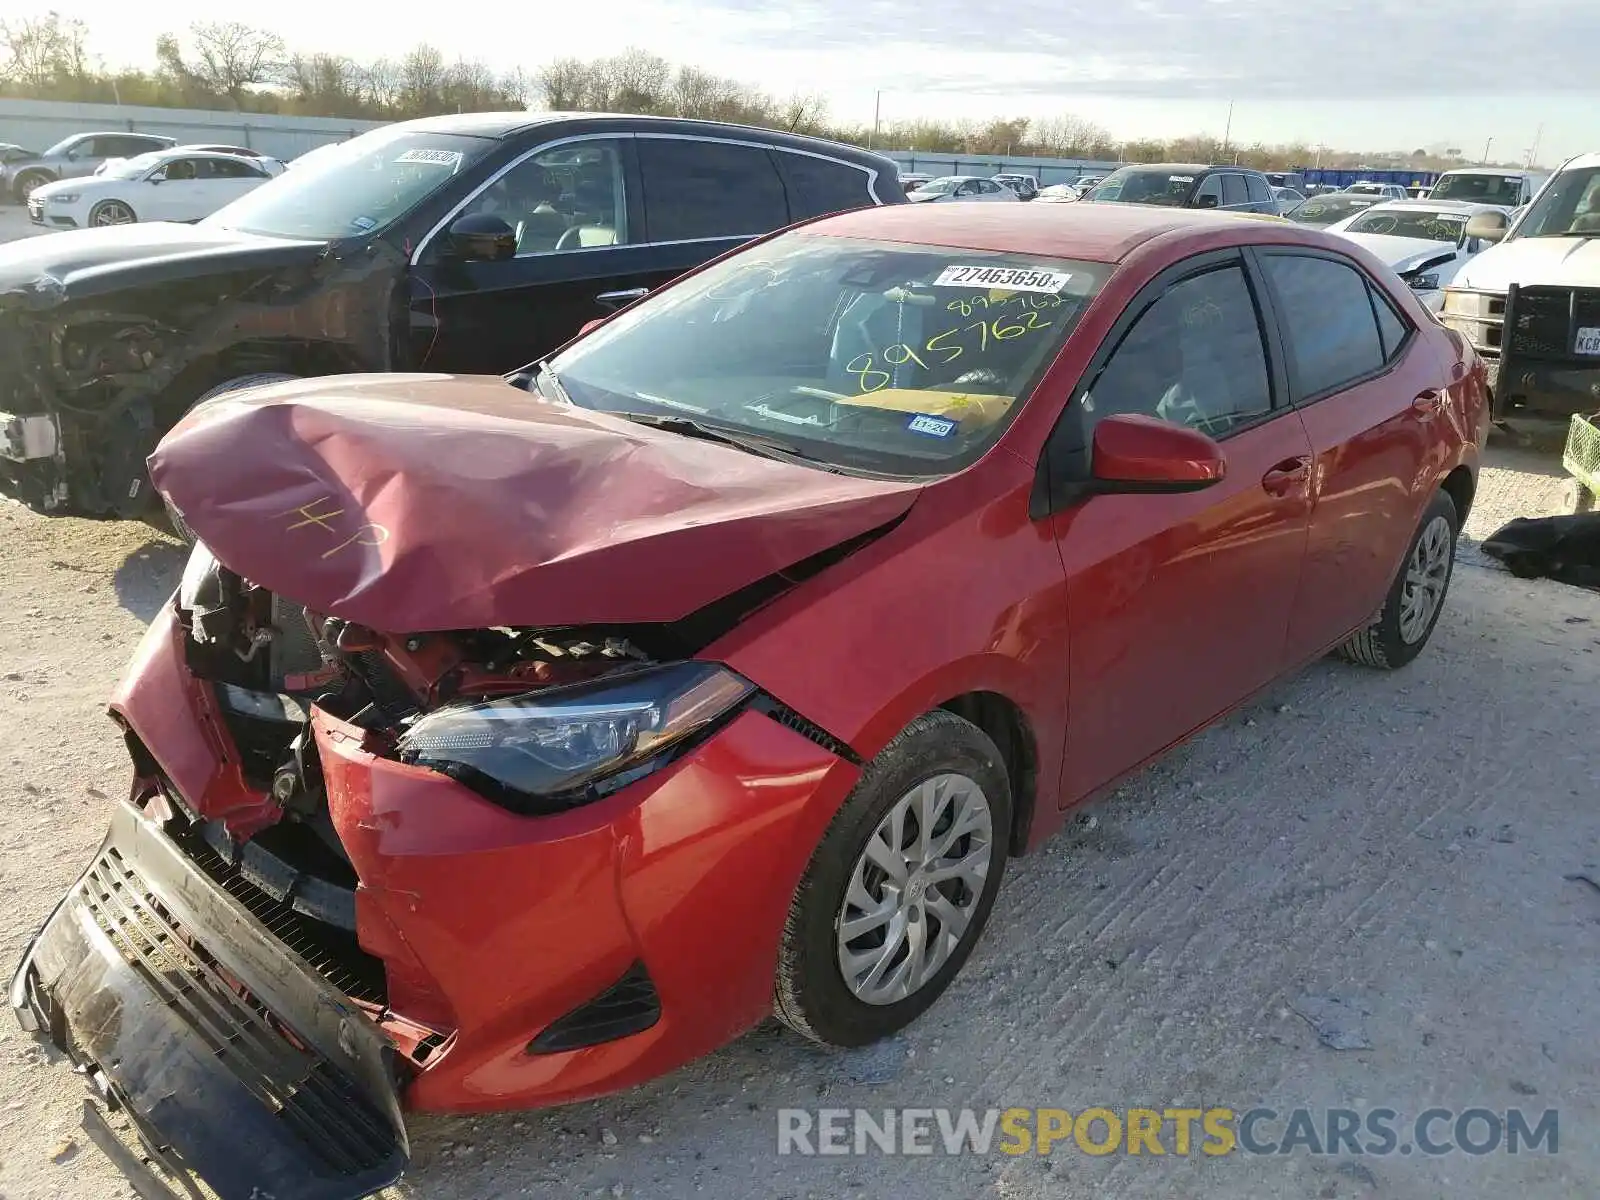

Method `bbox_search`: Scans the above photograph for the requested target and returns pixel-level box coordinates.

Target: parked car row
[10,154,1490,1200]
[0,113,906,517]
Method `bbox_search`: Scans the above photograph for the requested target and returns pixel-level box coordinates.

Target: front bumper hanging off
[10,801,408,1200]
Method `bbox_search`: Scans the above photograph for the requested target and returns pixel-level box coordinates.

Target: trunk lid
[148,374,923,632]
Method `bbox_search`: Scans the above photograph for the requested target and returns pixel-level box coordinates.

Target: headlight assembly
[1407,273,1440,292]
[397,661,755,813]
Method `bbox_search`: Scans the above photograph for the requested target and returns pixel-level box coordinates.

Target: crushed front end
[0,279,181,515]
[1441,282,1600,419]
[13,541,858,1197]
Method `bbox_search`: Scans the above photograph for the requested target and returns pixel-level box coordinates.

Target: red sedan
[12,201,1487,1200]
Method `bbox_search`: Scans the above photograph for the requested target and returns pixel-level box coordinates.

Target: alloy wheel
[835,773,994,1006]
[91,201,135,226]
[1398,514,1452,644]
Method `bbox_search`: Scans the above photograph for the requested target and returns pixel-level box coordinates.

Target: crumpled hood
[0,221,326,308]
[1452,235,1600,291]
[148,374,924,632]
[1338,233,1459,276]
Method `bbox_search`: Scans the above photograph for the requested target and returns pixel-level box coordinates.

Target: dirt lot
[0,432,1595,1200]
[0,205,47,243]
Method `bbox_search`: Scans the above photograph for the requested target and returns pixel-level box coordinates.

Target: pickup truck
[1438,152,1600,420]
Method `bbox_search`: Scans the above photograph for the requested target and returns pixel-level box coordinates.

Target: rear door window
[778,153,875,218]
[1261,253,1386,399]
[1221,174,1248,207]
[638,137,789,243]
[1245,174,1272,205]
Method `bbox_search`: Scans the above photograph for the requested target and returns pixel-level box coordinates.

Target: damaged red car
[12,201,1487,1199]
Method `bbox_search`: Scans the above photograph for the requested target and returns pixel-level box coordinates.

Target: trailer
[1294,167,1441,190]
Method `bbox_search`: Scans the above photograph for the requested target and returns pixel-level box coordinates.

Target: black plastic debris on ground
[1481,513,1600,590]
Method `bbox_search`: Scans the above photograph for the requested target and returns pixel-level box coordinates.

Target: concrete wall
[0,99,1127,183]
[0,98,384,159]
[883,150,1122,186]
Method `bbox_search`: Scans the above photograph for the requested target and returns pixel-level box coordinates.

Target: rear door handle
[1412,389,1446,415]
[1261,455,1311,496]
[596,288,649,308]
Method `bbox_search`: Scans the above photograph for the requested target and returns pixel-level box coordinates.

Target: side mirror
[64,149,79,161]
[1195,194,1220,209]
[447,213,517,262]
[1090,413,1227,493]
[1465,211,1509,244]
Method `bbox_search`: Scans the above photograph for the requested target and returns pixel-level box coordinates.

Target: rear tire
[163,372,299,542]
[1336,489,1458,670]
[773,709,1011,1048]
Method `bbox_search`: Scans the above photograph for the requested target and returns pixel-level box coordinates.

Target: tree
[0,11,90,94]
[185,21,284,108]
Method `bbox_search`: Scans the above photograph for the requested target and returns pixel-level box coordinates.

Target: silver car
[3,131,177,203]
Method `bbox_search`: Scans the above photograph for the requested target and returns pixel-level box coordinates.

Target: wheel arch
[1440,463,1475,526]
[157,338,372,423]
[936,690,1040,858]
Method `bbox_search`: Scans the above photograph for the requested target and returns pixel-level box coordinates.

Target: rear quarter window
[778,153,876,219]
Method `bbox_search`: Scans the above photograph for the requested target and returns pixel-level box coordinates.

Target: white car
[27,150,278,229]
[1343,181,1409,199]
[94,144,286,179]
[1324,198,1508,310]
[905,175,1020,203]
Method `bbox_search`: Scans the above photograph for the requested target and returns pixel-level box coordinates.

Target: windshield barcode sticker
[933,265,1072,293]
[395,148,463,168]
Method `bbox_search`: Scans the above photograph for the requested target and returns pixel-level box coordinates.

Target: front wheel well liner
[937,691,1038,855]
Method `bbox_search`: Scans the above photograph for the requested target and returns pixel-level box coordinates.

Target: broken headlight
[397,661,754,812]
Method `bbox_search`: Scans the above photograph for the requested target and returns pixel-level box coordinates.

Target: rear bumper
[10,800,407,1200]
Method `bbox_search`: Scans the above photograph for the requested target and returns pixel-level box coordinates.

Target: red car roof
[806,201,1313,265]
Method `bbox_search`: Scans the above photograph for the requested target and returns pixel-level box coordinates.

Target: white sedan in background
[27,150,277,229]
[905,175,1021,203]
[1324,198,1510,310]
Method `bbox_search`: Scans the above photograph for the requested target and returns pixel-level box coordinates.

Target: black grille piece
[528,961,661,1055]
[81,848,400,1177]
[173,824,388,1006]
[1506,288,1571,358]
[750,693,862,764]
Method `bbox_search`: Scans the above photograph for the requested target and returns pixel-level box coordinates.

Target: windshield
[1509,167,1600,238]
[1431,173,1523,205]
[202,129,494,239]
[1085,167,1197,207]
[42,135,92,158]
[104,152,165,180]
[1283,194,1378,226]
[917,178,962,195]
[545,233,1110,476]
[1343,209,1466,242]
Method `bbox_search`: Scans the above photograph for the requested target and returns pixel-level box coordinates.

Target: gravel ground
[0,431,1595,1200]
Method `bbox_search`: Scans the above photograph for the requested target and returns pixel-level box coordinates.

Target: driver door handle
[1261,455,1311,497]
[596,288,649,306]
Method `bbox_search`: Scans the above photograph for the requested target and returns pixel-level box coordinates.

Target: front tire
[88,199,137,226]
[13,169,52,202]
[1337,489,1458,670]
[774,709,1011,1047]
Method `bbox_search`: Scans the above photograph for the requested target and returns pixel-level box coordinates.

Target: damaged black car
[0,111,903,518]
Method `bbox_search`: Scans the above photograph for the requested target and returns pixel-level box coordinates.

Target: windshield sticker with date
[933,265,1073,293]
[907,413,958,438]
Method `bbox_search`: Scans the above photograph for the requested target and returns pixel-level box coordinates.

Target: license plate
[1577,327,1600,355]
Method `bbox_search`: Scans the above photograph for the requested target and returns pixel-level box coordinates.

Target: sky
[43,0,1600,165]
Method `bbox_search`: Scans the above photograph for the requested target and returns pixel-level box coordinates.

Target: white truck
[1437,152,1600,422]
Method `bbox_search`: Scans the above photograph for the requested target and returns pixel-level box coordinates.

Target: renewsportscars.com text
[777,1106,1558,1157]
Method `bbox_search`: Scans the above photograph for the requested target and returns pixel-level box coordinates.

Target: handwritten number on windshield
[844,310,1058,395]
